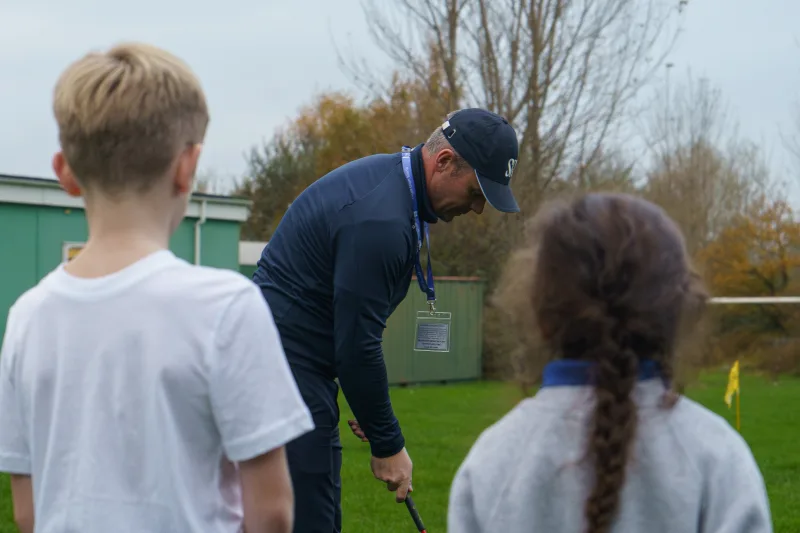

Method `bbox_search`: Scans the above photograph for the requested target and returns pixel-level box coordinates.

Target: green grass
[1,373,798,532]
[338,381,521,532]
[681,372,800,533]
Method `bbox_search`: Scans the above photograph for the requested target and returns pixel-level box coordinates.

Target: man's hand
[347,419,368,442]
[370,447,413,503]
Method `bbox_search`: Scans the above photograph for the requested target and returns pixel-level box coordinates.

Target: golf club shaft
[405,495,427,532]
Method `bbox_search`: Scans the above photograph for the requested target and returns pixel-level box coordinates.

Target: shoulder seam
[335,155,403,215]
[211,282,257,349]
[208,281,259,374]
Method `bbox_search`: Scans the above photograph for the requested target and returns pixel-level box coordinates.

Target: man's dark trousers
[286,366,343,533]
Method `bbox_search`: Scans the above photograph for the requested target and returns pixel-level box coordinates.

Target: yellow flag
[724,360,740,408]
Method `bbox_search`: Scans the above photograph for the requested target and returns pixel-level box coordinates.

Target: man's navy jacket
[252,144,436,458]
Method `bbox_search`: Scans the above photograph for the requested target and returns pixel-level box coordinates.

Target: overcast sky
[1,0,799,204]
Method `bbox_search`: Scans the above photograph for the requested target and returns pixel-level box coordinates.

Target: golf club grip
[405,495,427,532]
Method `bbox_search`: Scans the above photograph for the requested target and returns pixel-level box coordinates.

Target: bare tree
[640,72,771,255]
[341,0,687,211]
[337,0,687,380]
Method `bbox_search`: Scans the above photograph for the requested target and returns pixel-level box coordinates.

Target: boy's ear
[52,152,82,197]
[174,143,203,195]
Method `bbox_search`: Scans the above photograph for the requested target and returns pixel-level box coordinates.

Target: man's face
[427,152,487,222]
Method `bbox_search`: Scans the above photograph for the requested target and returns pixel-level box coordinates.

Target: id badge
[414,311,452,352]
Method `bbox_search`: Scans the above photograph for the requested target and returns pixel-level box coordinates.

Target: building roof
[0,173,251,222]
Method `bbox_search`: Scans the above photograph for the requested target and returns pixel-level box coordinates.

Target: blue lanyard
[540,359,660,387]
[400,146,436,312]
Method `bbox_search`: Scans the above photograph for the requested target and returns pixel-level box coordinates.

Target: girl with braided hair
[447,193,772,533]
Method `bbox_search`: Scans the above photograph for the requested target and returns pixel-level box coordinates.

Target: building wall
[0,204,243,340]
[239,264,257,279]
[382,277,485,384]
[170,217,242,270]
[1,195,483,383]
[239,259,486,384]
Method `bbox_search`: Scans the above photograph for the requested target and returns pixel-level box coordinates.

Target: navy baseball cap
[441,108,520,213]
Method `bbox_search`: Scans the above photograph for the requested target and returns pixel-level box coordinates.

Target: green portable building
[0,171,485,384]
[382,276,485,384]
[0,174,251,340]
[239,241,485,384]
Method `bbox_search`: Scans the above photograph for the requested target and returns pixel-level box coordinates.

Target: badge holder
[414,302,451,353]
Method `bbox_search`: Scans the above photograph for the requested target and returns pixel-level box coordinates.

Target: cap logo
[505,158,517,180]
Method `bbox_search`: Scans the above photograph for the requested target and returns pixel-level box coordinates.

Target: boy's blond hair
[53,42,209,195]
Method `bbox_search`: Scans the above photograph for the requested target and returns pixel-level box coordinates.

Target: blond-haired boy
[0,42,313,533]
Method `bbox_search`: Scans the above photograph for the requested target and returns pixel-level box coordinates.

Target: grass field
[1,371,798,532]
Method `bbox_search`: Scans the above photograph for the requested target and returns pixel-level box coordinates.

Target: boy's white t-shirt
[0,250,315,533]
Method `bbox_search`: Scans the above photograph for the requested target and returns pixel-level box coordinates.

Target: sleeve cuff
[0,452,31,475]
[369,433,406,459]
[224,409,316,463]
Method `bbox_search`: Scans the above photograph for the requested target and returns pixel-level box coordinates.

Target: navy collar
[409,143,438,224]
[541,359,661,387]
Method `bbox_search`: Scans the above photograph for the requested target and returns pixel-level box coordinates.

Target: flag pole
[736,390,741,432]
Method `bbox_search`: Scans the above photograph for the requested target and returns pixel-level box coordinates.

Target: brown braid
[494,192,711,533]
[584,333,639,533]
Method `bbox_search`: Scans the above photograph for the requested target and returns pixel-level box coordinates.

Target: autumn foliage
[701,196,800,302]
[237,49,454,240]
[696,196,800,375]
[236,1,800,379]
